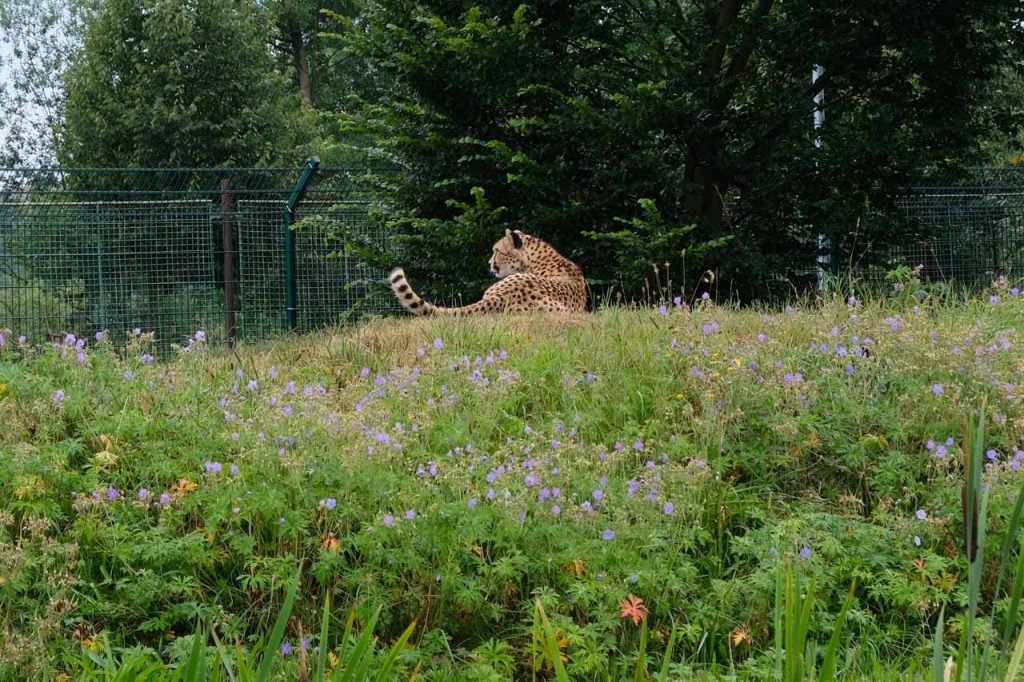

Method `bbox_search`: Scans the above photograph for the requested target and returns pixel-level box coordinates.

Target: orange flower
[321,534,340,551]
[619,594,648,625]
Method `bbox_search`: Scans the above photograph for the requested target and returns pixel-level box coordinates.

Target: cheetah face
[488,229,529,278]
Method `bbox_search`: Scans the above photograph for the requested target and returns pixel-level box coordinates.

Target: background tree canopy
[338,0,1024,301]
[60,0,320,168]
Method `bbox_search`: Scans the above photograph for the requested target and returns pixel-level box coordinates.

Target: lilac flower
[916,509,927,520]
[551,503,561,515]
[990,295,1000,305]
[138,488,150,501]
[76,351,87,364]
[433,337,444,350]
[383,514,395,527]
[799,546,811,559]
[159,492,172,505]
[1011,287,1020,297]
[204,461,223,474]
[124,370,134,380]
[52,389,65,404]
[106,485,119,501]
[673,296,682,306]
[931,384,944,395]
[95,331,106,341]
[141,353,154,364]
[280,642,292,656]
[758,332,767,343]
[914,535,922,546]
[194,330,206,343]
[703,321,720,335]
[633,440,644,452]
[662,501,675,515]
[658,304,668,315]
[602,529,616,541]
[468,497,478,509]
[405,509,416,520]
[320,497,337,511]
[592,489,604,501]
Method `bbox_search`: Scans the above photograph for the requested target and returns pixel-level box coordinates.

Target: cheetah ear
[510,229,524,249]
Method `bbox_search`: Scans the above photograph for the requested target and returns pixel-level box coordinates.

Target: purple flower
[52,389,65,404]
[405,509,416,520]
[592,489,604,501]
[601,529,615,541]
[138,488,150,501]
[383,514,395,527]
[229,464,240,475]
[159,492,172,505]
[321,497,337,511]
[799,546,811,559]
[124,370,134,380]
[204,461,222,474]
[914,535,922,546]
[95,331,106,341]
[468,497,478,509]
[433,337,444,350]
[931,384,944,395]
[662,501,675,515]
[702,322,720,335]
[658,304,668,315]
[701,292,710,301]
[106,485,119,501]
[280,642,292,656]
[916,509,927,520]
[194,330,206,343]
[141,353,154,364]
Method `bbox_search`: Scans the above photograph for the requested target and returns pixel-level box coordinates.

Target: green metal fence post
[283,156,320,330]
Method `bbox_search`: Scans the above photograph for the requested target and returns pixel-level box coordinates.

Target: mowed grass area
[1,283,1023,680]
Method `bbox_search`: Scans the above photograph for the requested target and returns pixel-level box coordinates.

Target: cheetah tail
[389,268,436,315]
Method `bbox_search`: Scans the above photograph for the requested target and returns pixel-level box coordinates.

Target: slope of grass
[1,281,1023,679]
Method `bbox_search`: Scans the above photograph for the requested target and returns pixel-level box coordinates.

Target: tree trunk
[289,24,314,108]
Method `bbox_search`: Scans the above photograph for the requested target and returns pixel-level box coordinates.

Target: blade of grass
[1003,619,1024,682]
[999,481,1024,656]
[256,566,302,682]
[316,593,331,682]
[633,615,649,682]
[336,606,381,682]
[933,605,946,682]
[657,622,679,682]
[820,579,857,681]
[377,618,417,680]
[774,564,784,682]
[182,628,207,682]
[534,600,571,682]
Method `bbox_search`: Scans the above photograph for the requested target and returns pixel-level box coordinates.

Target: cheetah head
[488,229,530,278]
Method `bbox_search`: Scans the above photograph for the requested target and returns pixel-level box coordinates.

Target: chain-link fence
[872,167,1024,286]
[0,161,398,347]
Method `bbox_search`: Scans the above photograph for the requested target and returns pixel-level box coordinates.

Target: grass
[1,279,1023,679]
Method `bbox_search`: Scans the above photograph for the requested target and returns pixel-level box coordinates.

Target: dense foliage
[1,282,1023,678]
[60,0,319,167]
[338,0,1024,299]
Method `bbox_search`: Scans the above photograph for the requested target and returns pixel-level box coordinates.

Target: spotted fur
[389,229,586,315]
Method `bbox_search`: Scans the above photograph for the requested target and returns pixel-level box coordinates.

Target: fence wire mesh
[877,167,1024,285]
[0,164,397,348]
[2,163,1021,345]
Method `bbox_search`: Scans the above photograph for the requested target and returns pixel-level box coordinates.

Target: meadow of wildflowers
[0,281,1022,679]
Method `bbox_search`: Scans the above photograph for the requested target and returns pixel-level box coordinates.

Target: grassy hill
[1,282,1023,679]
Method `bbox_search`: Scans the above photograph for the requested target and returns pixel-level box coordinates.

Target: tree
[339,0,1023,300]
[0,0,86,166]
[61,0,319,168]
[266,0,362,111]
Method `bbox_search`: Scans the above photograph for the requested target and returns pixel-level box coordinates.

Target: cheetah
[389,229,586,315]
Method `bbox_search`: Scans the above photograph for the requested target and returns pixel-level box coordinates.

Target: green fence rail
[0,162,398,347]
